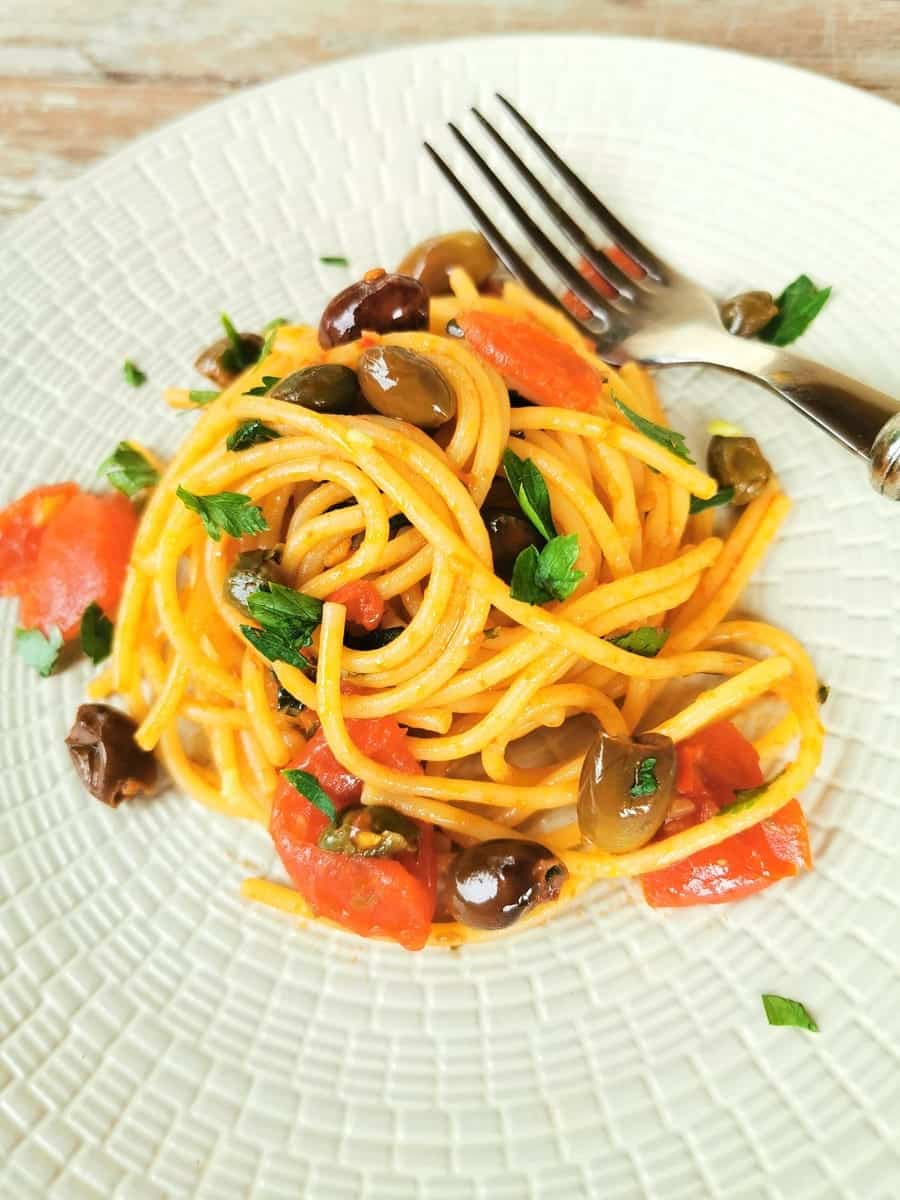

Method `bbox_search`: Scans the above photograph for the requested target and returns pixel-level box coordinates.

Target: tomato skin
[0,483,79,598]
[641,722,812,907]
[456,311,603,410]
[327,580,384,632]
[19,492,138,639]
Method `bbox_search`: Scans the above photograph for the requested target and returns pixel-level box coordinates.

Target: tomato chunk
[0,483,79,598]
[271,721,435,949]
[456,311,603,410]
[641,722,812,907]
[19,491,138,639]
[327,580,384,632]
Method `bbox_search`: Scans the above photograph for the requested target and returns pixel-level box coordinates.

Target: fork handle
[638,330,900,499]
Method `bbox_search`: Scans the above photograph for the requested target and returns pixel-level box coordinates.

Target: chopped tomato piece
[327,580,384,632]
[0,483,79,597]
[19,492,138,640]
[641,722,812,907]
[271,722,435,949]
[456,311,604,410]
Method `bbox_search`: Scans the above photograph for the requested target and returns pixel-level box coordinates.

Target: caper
[224,549,280,616]
[397,230,498,296]
[707,434,773,505]
[318,268,428,349]
[270,364,362,414]
[357,345,456,428]
[484,509,542,583]
[318,805,418,857]
[720,291,779,338]
[194,333,264,387]
[65,704,157,808]
[447,838,568,930]
[577,730,676,854]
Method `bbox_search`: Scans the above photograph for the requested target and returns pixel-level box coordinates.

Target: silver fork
[425,94,900,501]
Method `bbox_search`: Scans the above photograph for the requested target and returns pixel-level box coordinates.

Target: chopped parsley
[241,583,323,669]
[188,389,220,407]
[510,533,584,604]
[97,441,159,498]
[630,756,658,798]
[79,603,113,665]
[609,626,669,657]
[175,486,268,541]
[614,398,694,464]
[219,312,260,373]
[320,255,349,267]
[243,375,281,397]
[281,768,337,825]
[721,768,786,814]
[502,450,556,541]
[689,486,735,515]
[761,994,819,1032]
[122,359,146,387]
[226,419,281,452]
[760,275,832,347]
[261,316,289,335]
[15,626,63,677]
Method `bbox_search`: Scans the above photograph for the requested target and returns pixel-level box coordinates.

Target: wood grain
[2,0,899,228]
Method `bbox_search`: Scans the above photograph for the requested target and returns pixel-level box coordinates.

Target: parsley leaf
[176,486,268,541]
[720,768,786,814]
[226,419,281,452]
[502,450,556,540]
[262,316,289,336]
[614,398,694,464]
[247,583,322,632]
[241,625,310,669]
[510,533,584,604]
[122,359,146,387]
[97,441,159,497]
[630,756,658,798]
[762,994,819,1032]
[220,312,260,373]
[609,626,669,657]
[79,603,113,664]
[281,768,337,825]
[189,389,220,407]
[15,626,63,677]
[760,275,832,347]
[689,486,735,515]
[320,255,349,267]
[243,375,281,397]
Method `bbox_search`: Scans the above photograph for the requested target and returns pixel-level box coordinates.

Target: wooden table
[2,1,899,231]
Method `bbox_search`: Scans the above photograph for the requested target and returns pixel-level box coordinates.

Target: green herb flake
[630,756,658,798]
[609,626,669,657]
[509,533,585,605]
[760,275,832,347]
[761,994,819,1032]
[97,441,159,498]
[320,255,349,267]
[241,583,323,668]
[262,317,289,336]
[281,768,338,825]
[721,768,787,814]
[817,682,830,704]
[689,486,735,515]
[176,485,269,542]
[15,626,63,677]
[241,625,309,669]
[188,389,220,407]
[122,359,147,387]
[226,419,281,452]
[502,450,556,541]
[243,375,281,397]
[219,312,260,373]
[79,602,113,665]
[614,398,694,464]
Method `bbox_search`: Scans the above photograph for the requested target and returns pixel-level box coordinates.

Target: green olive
[397,231,498,296]
[318,806,418,857]
[720,291,779,338]
[223,549,280,616]
[270,364,362,414]
[194,333,264,387]
[447,838,568,930]
[707,434,773,505]
[577,730,676,853]
[357,345,456,428]
[483,509,542,583]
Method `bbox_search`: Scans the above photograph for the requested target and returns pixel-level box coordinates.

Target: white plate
[2,34,899,1200]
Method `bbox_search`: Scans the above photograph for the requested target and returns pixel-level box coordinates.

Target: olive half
[65,704,157,808]
[707,434,773,506]
[447,838,568,930]
[720,290,779,338]
[270,364,362,414]
[577,730,676,853]
[224,549,280,616]
[357,345,456,428]
[194,333,263,388]
[397,230,498,296]
[318,269,428,349]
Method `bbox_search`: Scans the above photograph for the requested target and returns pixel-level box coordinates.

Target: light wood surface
[2,1,899,230]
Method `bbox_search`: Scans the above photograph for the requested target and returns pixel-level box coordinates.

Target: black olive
[707,435,773,505]
[357,345,456,428]
[396,231,498,296]
[194,333,263,388]
[577,730,676,853]
[65,704,157,808]
[318,268,428,349]
[448,838,568,930]
[224,549,280,616]
[484,509,542,583]
[344,625,404,651]
[270,364,363,414]
[720,291,779,338]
